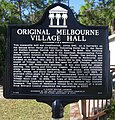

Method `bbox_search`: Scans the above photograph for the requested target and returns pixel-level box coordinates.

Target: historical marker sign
[4,3,112,101]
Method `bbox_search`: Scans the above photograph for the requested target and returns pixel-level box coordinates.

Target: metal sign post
[4,2,111,120]
[52,100,64,120]
[52,118,63,120]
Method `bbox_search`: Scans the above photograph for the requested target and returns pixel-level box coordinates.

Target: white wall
[109,34,115,65]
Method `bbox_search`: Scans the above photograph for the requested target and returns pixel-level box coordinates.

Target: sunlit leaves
[79,0,115,35]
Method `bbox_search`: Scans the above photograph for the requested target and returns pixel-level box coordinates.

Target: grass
[0,99,70,120]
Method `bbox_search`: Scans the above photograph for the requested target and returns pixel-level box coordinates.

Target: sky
[66,0,85,13]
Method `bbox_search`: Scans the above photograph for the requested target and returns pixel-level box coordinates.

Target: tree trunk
[111,18,115,34]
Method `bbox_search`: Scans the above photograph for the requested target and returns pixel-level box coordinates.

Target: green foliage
[107,100,115,119]
[79,0,115,35]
